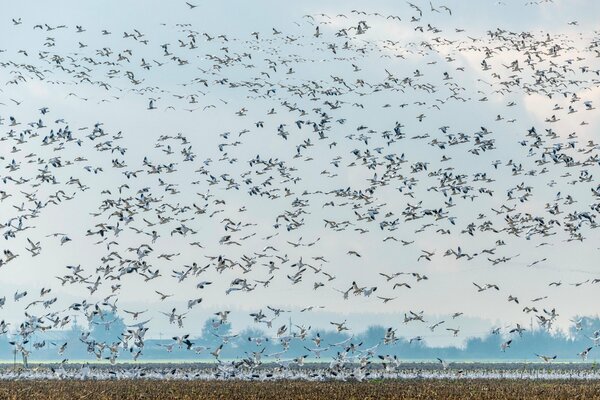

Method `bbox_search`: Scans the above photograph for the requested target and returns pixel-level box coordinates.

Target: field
[2,380,600,400]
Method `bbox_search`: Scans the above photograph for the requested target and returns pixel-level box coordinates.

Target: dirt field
[1,379,600,400]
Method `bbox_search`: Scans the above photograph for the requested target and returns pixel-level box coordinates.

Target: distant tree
[61,318,90,358]
[235,328,269,354]
[463,335,502,359]
[200,318,232,346]
[568,316,600,338]
[358,325,387,346]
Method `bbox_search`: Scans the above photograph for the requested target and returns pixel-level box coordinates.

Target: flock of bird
[2,363,600,381]
[1,0,600,379]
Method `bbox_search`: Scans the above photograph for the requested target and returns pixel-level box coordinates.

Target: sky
[0,0,600,352]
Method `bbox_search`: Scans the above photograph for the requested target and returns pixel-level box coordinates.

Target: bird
[578,347,593,361]
[437,357,450,369]
[501,340,512,352]
[0,1,597,378]
[155,291,173,301]
[535,354,557,363]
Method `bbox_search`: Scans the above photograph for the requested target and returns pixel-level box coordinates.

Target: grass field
[2,380,600,400]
